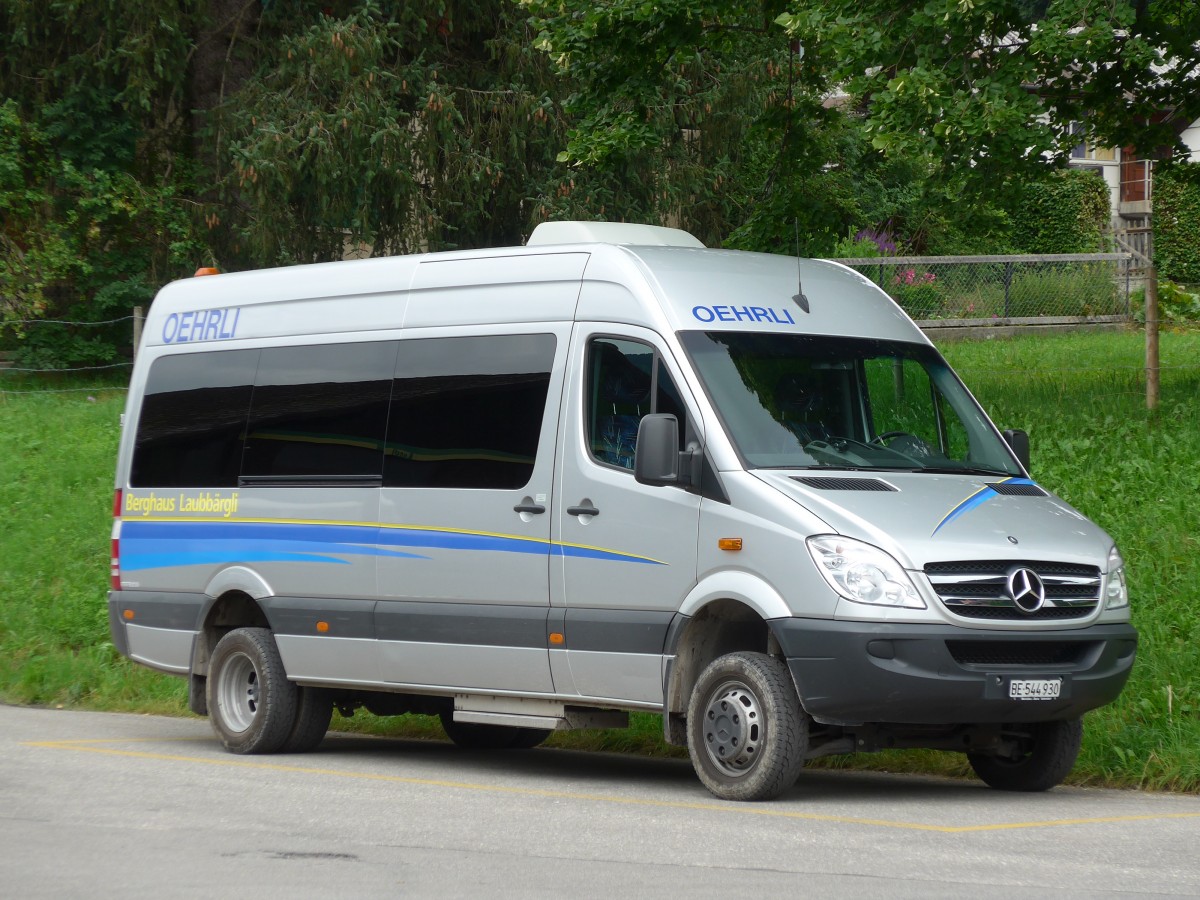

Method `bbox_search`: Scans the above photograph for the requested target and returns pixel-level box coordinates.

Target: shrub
[888,267,942,318]
[1154,162,1200,284]
[1010,168,1110,254]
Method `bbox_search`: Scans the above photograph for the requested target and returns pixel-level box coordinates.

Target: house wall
[1066,156,1122,226]
[1179,120,1200,162]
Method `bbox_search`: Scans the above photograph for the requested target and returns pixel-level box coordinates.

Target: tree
[217,1,567,263]
[0,0,204,366]
[523,0,1030,254]
[523,0,845,250]
[775,0,1200,185]
[775,1,1200,413]
[0,0,567,365]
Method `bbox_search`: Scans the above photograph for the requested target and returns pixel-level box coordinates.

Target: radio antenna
[792,218,810,313]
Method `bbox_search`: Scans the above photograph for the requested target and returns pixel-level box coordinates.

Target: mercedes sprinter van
[109,221,1136,801]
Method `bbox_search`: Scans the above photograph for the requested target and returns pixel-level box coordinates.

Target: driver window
[587,337,685,470]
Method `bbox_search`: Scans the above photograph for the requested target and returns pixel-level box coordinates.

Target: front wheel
[968,718,1083,792]
[686,651,808,802]
[207,627,299,755]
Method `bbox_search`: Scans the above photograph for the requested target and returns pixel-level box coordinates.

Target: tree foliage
[1010,169,1111,254]
[3,0,1199,367]
[522,0,829,248]
[219,2,566,262]
[1153,162,1200,284]
[0,0,204,365]
[775,0,1200,188]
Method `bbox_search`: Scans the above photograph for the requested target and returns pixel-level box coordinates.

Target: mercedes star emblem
[1007,567,1047,613]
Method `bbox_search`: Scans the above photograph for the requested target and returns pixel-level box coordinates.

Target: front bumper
[771,617,1137,725]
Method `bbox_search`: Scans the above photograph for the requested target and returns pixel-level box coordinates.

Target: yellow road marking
[24,738,1200,834]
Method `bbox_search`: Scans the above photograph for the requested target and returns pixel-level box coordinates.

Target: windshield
[679,332,1022,475]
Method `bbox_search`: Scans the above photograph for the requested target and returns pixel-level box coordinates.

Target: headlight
[1105,545,1129,610]
[806,535,925,609]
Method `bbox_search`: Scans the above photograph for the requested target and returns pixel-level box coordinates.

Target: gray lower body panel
[108,591,203,676]
[126,624,194,674]
[110,590,671,706]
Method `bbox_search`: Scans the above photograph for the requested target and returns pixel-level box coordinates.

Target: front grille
[925,559,1101,621]
[949,605,1090,621]
[946,640,1097,667]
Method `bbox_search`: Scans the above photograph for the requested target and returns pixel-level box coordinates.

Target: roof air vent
[527,221,705,248]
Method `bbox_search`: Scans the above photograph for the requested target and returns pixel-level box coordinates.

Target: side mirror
[1002,428,1031,471]
[635,414,695,487]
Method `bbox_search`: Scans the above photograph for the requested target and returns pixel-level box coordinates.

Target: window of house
[1068,121,1116,162]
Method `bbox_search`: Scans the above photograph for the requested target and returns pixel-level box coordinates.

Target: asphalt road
[2,704,1198,898]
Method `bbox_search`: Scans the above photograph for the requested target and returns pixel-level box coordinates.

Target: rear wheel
[968,718,1083,792]
[207,627,298,755]
[686,651,808,802]
[280,687,333,753]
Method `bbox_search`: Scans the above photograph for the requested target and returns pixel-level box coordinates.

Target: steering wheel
[871,431,910,446]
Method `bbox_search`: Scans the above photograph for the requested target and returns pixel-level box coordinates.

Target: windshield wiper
[914,465,1016,477]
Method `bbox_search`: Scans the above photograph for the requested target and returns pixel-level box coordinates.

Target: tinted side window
[588,337,686,470]
[242,342,398,480]
[384,334,556,489]
[131,349,259,487]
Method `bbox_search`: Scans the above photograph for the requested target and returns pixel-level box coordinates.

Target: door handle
[513,501,546,514]
[567,503,600,517]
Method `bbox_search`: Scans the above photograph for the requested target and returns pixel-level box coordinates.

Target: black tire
[686,651,808,802]
[279,687,333,753]
[206,627,299,755]
[508,728,553,750]
[968,718,1083,792]
[439,711,520,749]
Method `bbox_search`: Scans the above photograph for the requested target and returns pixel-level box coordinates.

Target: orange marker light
[316,621,330,633]
[718,538,743,551]
[549,632,565,645]
[194,266,220,277]
[122,609,135,620]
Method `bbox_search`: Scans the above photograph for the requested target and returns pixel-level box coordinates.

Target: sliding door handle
[567,503,600,517]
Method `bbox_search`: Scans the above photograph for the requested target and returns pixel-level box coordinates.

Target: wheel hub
[701,682,763,776]
[217,652,261,734]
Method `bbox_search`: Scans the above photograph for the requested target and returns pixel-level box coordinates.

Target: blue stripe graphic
[119,519,663,572]
[931,478,1038,536]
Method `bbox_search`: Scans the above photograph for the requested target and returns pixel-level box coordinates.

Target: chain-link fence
[832,253,1133,323]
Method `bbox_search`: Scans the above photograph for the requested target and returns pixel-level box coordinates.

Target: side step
[452,694,629,731]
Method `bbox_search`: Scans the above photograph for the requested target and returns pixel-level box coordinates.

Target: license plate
[1008,678,1062,700]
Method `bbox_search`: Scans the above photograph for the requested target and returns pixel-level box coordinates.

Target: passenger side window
[383,334,556,489]
[587,337,686,471]
[131,349,259,488]
[241,342,397,481]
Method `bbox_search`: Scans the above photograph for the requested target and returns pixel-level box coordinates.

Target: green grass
[2,328,1198,790]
